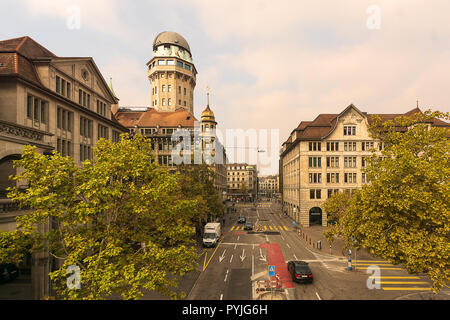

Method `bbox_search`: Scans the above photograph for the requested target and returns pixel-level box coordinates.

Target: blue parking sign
[269,265,275,277]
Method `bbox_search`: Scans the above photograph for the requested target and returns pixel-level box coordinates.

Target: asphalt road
[186,201,450,300]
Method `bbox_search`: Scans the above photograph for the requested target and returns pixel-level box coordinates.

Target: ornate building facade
[280,104,450,227]
[0,36,128,299]
[115,31,227,200]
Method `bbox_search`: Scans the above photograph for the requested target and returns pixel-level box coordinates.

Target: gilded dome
[153,31,191,54]
[201,105,215,119]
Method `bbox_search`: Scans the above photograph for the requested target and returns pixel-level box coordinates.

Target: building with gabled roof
[280,104,449,227]
[0,35,128,299]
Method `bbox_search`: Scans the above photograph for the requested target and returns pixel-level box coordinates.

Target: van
[203,222,221,247]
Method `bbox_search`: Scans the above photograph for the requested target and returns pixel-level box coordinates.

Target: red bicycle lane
[260,243,294,289]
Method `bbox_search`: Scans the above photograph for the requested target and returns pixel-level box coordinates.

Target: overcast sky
[2,0,449,174]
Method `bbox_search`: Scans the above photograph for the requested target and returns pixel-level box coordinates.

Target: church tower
[147,31,197,113]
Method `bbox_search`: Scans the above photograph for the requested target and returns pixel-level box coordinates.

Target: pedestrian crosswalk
[354,260,433,291]
[230,225,289,231]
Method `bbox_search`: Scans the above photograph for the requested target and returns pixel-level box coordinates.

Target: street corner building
[226,163,258,202]
[0,35,128,299]
[114,31,228,199]
[279,104,450,228]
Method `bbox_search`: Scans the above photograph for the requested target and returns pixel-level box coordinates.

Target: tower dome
[153,31,191,54]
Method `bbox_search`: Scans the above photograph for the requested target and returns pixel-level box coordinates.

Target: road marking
[203,239,224,271]
[293,254,298,260]
[376,281,430,285]
[234,243,237,250]
[368,276,420,279]
[382,287,433,291]
[357,267,403,270]
[252,255,254,276]
[230,255,233,263]
[230,226,235,231]
[353,260,389,263]
[237,236,240,241]
[315,292,322,300]
[286,243,291,249]
[353,263,394,266]
[269,226,273,230]
[240,249,246,262]
[220,294,223,300]
[283,226,288,231]
[264,226,267,231]
[219,249,227,263]
[281,235,285,240]
[224,269,229,282]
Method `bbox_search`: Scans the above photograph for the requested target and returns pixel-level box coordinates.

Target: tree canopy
[0,134,203,299]
[324,110,450,292]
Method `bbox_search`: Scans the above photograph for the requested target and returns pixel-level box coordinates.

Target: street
[186,201,450,300]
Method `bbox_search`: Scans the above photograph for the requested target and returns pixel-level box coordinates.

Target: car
[0,263,20,284]
[237,216,246,224]
[244,221,253,230]
[287,261,313,283]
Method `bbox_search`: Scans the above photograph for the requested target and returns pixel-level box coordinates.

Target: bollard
[318,240,321,250]
[313,242,315,248]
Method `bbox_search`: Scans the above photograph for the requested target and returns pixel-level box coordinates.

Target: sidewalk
[271,202,375,261]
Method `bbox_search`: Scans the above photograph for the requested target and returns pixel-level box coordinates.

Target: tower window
[167,60,174,66]
[184,64,191,71]
[158,60,166,65]
[177,61,183,67]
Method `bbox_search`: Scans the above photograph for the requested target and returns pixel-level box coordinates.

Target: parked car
[244,221,253,230]
[0,263,20,284]
[287,261,313,283]
[237,216,246,224]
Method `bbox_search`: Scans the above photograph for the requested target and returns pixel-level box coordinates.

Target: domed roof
[201,105,215,118]
[153,31,191,54]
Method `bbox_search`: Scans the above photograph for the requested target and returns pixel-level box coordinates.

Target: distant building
[279,104,450,227]
[258,174,279,197]
[227,163,257,201]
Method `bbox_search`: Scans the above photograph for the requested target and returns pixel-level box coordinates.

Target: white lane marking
[234,243,237,250]
[220,294,223,300]
[230,255,233,263]
[237,236,240,241]
[316,292,322,300]
[293,254,298,260]
[219,249,227,263]
[252,255,254,276]
[240,249,246,262]
[286,243,291,249]
[224,269,229,282]
[281,235,285,240]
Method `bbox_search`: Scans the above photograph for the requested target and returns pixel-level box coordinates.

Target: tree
[324,110,450,292]
[177,163,225,233]
[0,134,202,299]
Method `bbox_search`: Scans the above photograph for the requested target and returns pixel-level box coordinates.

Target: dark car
[244,221,253,230]
[0,263,20,284]
[287,261,313,283]
[238,216,246,224]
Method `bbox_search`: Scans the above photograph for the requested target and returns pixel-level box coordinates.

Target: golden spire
[206,85,210,107]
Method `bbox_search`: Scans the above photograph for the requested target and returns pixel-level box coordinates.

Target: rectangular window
[57,107,61,128]
[83,92,86,107]
[162,85,165,92]
[40,101,46,123]
[185,64,191,70]
[168,85,172,92]
[56,76,60,94]
[27,95,32,118]
[158,60,165,65]
[33,98,39,121]
[177,61,183,67]
[87,94,90,108]
[62,110,66,130]
[61,79,66,96]
[66,82,71,98]
[168,98,172,106]
[167,60,175,66]
[79,89,82,104]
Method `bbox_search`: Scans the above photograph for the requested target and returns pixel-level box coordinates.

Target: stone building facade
[226,163,257,201]
[258,174,279,197]
[115,32,227,200]
[279,104,449,227]
[0,36,127,299]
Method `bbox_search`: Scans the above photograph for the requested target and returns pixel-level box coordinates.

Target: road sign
[269,265,275,277]
[292,221,296,226]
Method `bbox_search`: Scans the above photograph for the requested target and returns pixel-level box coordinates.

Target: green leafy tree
[324,110,449,292]
[178,163,225,231]
[0,134,201,300]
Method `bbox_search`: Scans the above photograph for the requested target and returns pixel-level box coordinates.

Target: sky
[1,0,450,174]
